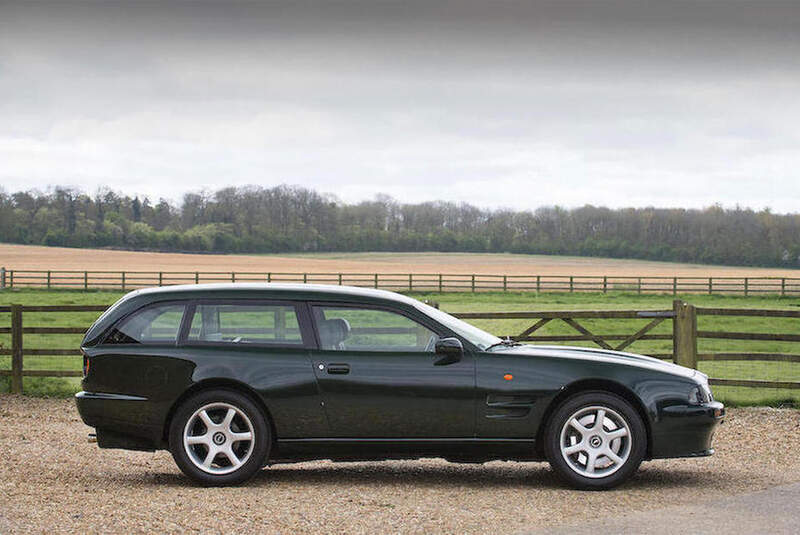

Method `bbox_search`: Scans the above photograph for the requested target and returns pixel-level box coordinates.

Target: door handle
[326,363,350,375]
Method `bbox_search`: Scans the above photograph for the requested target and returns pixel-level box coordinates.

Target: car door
[179,299,329,438]
[309,303,475,438]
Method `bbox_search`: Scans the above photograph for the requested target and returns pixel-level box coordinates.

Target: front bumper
[651,401,725,459]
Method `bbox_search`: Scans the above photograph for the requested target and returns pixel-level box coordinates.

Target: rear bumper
[75,391,148,426]
[75,391,162,450]
[651,401,725,459]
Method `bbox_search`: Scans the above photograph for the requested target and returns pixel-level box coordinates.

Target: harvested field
[2,243,800,277]
[1,395,799,534]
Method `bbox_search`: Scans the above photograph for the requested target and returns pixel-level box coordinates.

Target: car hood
[495,344,699,380]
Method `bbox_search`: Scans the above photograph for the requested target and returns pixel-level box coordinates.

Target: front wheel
[169,389,270,486]
[544,391,646,490]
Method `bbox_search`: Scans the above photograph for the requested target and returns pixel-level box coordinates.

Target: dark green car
[76,284,724,489]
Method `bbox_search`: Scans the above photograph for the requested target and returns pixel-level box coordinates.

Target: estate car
[76,284,724,489]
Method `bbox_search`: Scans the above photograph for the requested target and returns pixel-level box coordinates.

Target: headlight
[688,382,713,405]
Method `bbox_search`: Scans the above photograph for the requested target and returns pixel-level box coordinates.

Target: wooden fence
[455,300,800,391]
[2,267,800,295]
[2,300,799,395]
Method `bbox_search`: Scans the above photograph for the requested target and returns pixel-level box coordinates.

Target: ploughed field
[0,396,798,534]
[1,289,799,405]
[4,243,800,277]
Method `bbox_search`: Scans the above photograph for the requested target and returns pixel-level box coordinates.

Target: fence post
[267,272,272,283]
[47,270,51,289]
[536,275,541,293]
[744,277,748,297]
[83,270,87,290]
[438,274,443,293]
[1,266,6,289]
[708,277,712,295]
[673,300,697,369]
[781,278,786,297]
[195,271,199,284]
[302,273,307,284]
[673,277,677,296]
[503,275,507,292]
[158,272,163,286]
[374,274,378,289]
[10,304,23,394]
[121,271,125,291]
[338,273,343,286]
[637,277,642,294]
[603,276,607,293]
[471,274,475,292]
[408,273,413,292]
[569,276,574,293]
[232,272,236,283]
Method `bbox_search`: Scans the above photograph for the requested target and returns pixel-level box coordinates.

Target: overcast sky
[1,1,799,212]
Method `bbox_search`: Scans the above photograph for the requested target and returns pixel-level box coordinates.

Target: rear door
[308,303,475,438]
[180,300,328,438]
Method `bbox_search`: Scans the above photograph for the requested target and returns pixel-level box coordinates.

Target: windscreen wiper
[485,337,521,351]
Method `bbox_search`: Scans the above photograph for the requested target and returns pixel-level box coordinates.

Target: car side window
[187,303,303,345]
[104,303,185,344]
[312,306,438,352]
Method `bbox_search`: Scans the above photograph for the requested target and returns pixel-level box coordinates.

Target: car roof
[128,282,420,306]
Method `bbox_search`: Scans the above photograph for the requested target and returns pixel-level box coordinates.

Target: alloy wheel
[558,405,632,479]
[182,402,255,475]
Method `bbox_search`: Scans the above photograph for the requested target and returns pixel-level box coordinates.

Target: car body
[76,283,724,488]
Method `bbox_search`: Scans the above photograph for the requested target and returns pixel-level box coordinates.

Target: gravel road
[532,482,800,535]
[1,396,798,534]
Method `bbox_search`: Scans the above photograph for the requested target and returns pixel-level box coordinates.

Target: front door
[309,304,475,438]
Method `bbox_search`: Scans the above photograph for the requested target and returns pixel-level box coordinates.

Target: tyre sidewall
[544,391,646,490]
[169,389,270,486]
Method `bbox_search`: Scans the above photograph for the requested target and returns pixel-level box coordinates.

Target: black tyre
[169,389,270,486]
[544,391,646,490]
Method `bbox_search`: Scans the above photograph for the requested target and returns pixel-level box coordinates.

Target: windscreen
[413,301,501,350]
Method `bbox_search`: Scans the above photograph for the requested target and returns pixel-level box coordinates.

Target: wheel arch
[535,378,653,459]
[162,378,277,448]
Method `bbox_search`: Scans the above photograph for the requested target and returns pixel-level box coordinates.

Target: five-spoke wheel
[545,391,646,490]
[169,389,270,485]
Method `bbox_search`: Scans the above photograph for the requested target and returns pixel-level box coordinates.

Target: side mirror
[433,337,463,365]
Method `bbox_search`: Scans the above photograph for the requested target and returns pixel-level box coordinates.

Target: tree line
[1,185,799,268]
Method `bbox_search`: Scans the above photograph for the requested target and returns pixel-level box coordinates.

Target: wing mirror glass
[433,337,463,365]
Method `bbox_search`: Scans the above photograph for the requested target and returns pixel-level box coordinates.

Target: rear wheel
[544,391,646,490]
[169,389,270,486]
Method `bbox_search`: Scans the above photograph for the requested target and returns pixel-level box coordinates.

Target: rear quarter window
[104,303,186,344]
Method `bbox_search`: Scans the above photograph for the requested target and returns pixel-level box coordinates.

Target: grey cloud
[1,1,799,212]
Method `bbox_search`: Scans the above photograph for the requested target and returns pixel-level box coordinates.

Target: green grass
[0,289,125,397]
[1,288,799,406]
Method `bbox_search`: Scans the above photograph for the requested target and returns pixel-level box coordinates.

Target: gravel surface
[1,396,799,534]
[533,482,800,535]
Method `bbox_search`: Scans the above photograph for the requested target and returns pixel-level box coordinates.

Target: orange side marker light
[503,374,513,381]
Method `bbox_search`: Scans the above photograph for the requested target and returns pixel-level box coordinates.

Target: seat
[318,318,351,350]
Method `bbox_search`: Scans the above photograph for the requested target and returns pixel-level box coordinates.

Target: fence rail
[1,267,800,295]
[1,300,799,395]
[453,301,800,392]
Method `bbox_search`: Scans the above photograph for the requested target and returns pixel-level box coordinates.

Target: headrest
[318,318,351,348]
